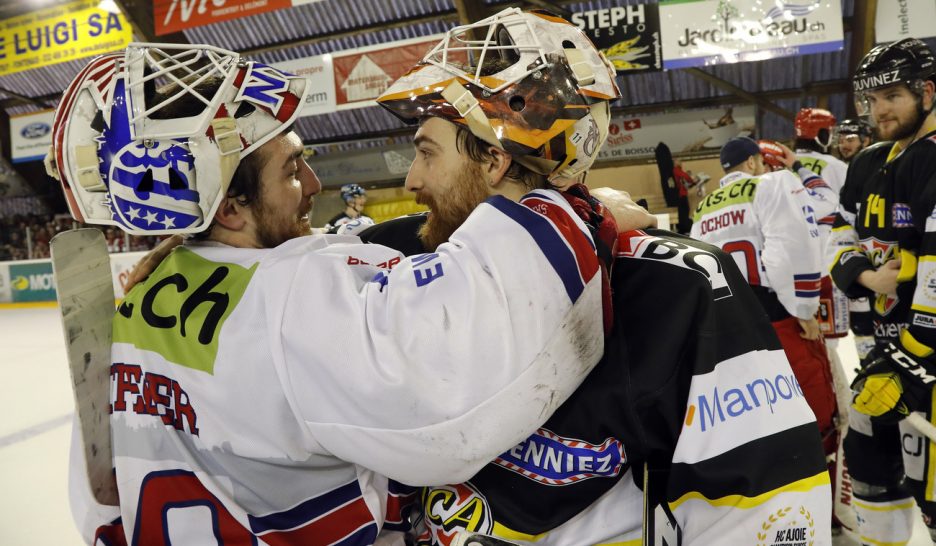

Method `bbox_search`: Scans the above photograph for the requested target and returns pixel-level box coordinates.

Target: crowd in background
[0,212,165,262]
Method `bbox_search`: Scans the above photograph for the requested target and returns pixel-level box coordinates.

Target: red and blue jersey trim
[794,272,822,298]
[384,480,418,533]
[486,191,598,303]
[248,480,378,546]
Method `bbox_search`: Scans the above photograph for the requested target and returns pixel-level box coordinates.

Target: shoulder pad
[852,141,892,165]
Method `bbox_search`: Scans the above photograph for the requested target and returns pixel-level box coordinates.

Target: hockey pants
[844,396,936,544]
[772,317,838,456]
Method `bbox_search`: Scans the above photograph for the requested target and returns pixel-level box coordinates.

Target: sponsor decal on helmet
[235,63,291,116]
[854,69,903,92]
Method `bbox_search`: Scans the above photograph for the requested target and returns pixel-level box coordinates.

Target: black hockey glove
[851,343,936,424]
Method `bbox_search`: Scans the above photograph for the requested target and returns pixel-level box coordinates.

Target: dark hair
[147,76,282,240]
[794,130,832,154]
[453,124,547,192]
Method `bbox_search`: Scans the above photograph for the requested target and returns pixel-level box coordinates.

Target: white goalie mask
[45,43,309,235]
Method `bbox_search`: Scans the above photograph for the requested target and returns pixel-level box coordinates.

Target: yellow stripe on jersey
[897,249,918,283]
[492,522,547,543]
[886,142,905,164]
[900,330,935,358]
[830,246,863,273]
[668,471,830,511]
[852,499,915,512]
[859,535,913,546]
[910,304,936,315]
[928,395,936,501]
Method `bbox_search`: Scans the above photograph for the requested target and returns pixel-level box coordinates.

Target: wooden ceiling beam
[685,67,796,120]
[612,80,849,117]
[847,0,877,116]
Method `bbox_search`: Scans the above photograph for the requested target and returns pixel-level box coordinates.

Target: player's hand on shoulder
[125,235,184,292]
[588,187,657,232]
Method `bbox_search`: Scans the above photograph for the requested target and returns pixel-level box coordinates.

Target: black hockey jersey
[360,220,831,545]
[830,130,936,352]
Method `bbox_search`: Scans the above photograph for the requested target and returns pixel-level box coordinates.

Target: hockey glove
[560,183,618,335]
[851,343,936,424]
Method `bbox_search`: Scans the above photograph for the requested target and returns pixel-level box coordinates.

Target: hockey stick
[51,229,119,506]
[642,461,681,545]
[906,412,936,444]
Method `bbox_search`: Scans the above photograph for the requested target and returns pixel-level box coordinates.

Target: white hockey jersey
[69,190,606,545]
[691,170,822,320]
[795,150,848,270]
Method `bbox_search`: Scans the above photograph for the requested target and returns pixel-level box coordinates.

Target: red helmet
[758,139,786,171]
[794,108,836,151]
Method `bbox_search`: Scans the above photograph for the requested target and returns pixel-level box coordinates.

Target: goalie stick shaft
[51,229,119,506]
[906,412,936,444]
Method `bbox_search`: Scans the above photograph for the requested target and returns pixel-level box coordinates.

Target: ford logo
[21,122,50,139]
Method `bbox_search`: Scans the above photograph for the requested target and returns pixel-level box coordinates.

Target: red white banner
[332,36,440,109]
[155,0,322,36]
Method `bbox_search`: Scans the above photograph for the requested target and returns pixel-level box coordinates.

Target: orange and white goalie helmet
[377,7,621,180]
[45,43,308,235]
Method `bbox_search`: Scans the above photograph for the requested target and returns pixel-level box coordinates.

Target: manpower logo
[684,373,805,432]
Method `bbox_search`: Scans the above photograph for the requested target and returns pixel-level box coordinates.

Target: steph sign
[0,0,131,77]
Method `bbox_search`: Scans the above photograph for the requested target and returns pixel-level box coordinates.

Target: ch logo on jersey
[493,428,626,485]
[234,63,291,116]
[422,483,493,546]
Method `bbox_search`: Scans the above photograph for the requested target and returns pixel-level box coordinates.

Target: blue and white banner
[660,0,844,70]
[10,109,54,163]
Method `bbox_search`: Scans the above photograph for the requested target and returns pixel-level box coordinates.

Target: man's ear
[213,195,248,231]
[923,80,936,111]
[484,146,513,187]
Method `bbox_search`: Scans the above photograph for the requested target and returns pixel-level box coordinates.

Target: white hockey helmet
[45,43,309,235]
[377,8,621,180]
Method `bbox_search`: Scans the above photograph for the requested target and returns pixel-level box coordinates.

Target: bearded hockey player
[46,42,628,545]
[371,9,832,545]
[836,118,874,163]
[830,37,936,545]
